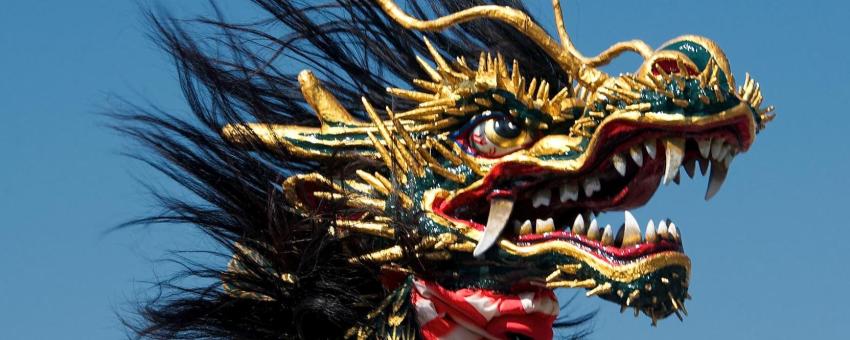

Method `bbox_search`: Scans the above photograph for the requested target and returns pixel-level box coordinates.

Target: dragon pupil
[493,117,521,138]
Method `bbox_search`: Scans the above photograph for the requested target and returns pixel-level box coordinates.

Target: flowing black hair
[117,1,593,339]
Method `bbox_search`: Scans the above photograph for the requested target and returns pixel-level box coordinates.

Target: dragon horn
[375,0,610,88]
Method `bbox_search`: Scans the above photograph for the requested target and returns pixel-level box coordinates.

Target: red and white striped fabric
[411,279,559,340]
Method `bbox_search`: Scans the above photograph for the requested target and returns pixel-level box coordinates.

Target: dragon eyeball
[468,111,532,157]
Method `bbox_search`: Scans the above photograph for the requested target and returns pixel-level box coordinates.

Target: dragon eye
[467,111,532,157]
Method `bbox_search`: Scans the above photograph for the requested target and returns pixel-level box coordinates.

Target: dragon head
[222,0,773,334]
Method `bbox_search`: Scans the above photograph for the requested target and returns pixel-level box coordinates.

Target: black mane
[117,1,592,338]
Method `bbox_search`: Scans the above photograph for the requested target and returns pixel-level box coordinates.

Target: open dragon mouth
[433,114,750,263]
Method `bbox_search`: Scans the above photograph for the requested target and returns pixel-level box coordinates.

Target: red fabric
[411,279,558,340]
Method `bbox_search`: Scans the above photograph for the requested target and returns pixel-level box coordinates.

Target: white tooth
[572,214,586,235]
[601,224,614,245]
[723,151,735,167]
[663,138,686,184]
[613,153,627,176]
[583,177,600,197]
[532,189,551,208]
[536,218,555,234]
[657,220,669,240]
[710,138,724,159]
[684,158,696,178]
[629,145,644,166]
[515,220,533,235]
[715,143,730,161]
[645,220,657,243]
[473,198,515,257]
[669,222,680,243]
[622,210,642,247]
[698,139,711,158]
[559,182,578,202]
[705,159,729,201]
[587,219,601,240]
[644,139,657,159]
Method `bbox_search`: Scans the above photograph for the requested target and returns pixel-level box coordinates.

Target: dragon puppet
[123,0,773,339]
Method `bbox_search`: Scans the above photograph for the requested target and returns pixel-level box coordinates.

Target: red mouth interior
[433,115,753,262]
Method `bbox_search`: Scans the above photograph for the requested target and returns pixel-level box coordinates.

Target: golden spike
[444,104,479,116]
[668,292,680,310]
[708,61,720,87]
[428,139,462,166]
[366,131,407,184]
[356,170,390,196]
[454,56,475,76]
[546,279,596,289]
[545,269,562,282]
[474,97,492,107]
[451,141,485,176]
[496,53,508,78]
[526,78,538,103]
[345,179,375,194]
[624,102,652,112]
[421,251,452,261]
[447,241,476,252]
[373,172,394,192]
[420,97,457,108]
[698,58,716,85]
[713,84,725,102]
[586,282,612,297]
[415,55,442,82]
[412,78,442,93]
[350,245,404,263]
[409,117,459,132]
[557,263,582,274]
[422,36,452,74]
[633,74,657,90]
[388,109,425,177]
[510,59,521,92]
[313,191,385,210]
[432,233,458,250]
[672,98,689,108]
[551,87,569,104]
[298,70,361,128]
[675,58,689,77]
[335,220,395,238]
[491,93,506,104]
[387,87,435,103]
[362,98,411,174]
[396,106,446,120]
[477,52,487,73]
[419,151,466,183]
[626,290,640,306]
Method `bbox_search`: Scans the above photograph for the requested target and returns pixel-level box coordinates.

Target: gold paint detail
[547,279,597,289]
[298,70,363,128]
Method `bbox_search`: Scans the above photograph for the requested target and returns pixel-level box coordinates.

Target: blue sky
[0,1,847,339]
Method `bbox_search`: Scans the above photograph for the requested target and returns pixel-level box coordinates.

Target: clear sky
[0,1,846,339]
